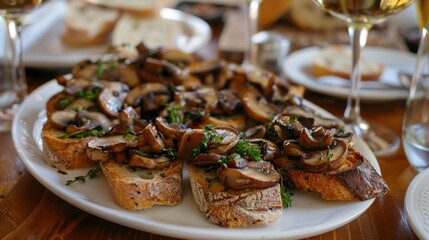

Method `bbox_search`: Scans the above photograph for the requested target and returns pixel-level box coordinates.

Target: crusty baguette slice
[42,122,97,171]
[61,0,120,47]
[187,162,283,227]
[311,45,384,81]
[280,148,388,201]
[101,159,183,210]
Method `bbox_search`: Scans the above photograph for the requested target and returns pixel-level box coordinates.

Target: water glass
[403,25,429,172]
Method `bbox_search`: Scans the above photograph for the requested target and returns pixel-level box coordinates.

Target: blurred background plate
[0,0,211,69]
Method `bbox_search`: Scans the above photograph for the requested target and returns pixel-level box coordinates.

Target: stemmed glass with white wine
[311,0,414,157]
[242,0,262,68]
[0,0,45,131]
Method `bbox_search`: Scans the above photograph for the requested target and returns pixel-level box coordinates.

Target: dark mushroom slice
[206,127,240,155]
[334,131,356,148]
[282,140,307,159]
[125,82,171,113]
[117,64,140,88]
[245,67,275,96]
[49,110,112,133]
[217,89,242,115]
[283,105,338,128]
[118,106,139,126]
[273,115,305,140]
[300,140,349,173]
[187,59,224,78]
[98,81,129,118]
[227,154,248,169]
[248,138,281,161]
[299,127,335,150]
[244,125,266,139]
[137,123,165,153]
[64,98,96,112]
[155,117,186,140]
[191,153,224,167]
[196,114,246,131]
[49,110,78,129]
[242,93,279,123]
[128,154,171,170]
[217,161,280,191]
[177,129,205,161]
[86,135,137,162]
[71,59,97,79]
[178,87,218,111]
[163,49,194,67]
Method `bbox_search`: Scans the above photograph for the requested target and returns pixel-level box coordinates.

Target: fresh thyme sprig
[192,125,218,157]
[165,103,183,124]
[65,165,102,185]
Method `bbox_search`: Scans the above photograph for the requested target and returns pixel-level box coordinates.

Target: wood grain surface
[0,16,420,240]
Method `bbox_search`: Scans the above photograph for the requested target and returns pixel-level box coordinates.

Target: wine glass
[416,0,429,29]
[311,0,414,157]
[0,0,44,131]
[242,0,262,69]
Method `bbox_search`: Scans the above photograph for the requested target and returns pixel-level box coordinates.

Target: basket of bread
[40,42,388,228]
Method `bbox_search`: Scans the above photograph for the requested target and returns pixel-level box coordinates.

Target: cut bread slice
[311,45,384,81]
[112,13,182,55]
[42,122,97,171]
[187,162,283,228]
[61,0,120,47]
[101,159,183,210]
[277,148,388,201]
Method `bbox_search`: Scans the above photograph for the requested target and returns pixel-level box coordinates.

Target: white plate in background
[0,0,211,69]
[405,167,429,239]
[12,79,380,240]
[283,46,416,102]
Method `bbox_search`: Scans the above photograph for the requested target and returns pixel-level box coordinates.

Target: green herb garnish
[164,148,177,161]
[192,124,217,157]
[59,98,71,109]
[61,129,104,139]
[66,165,101,185]
[76,90,97,100]
[166,103,183,124]
[124,127,137,141]
[218,155,229,164]
[280,180,293,208]
[205,178,214,188]
[326,146,333,161]
[235,138,263,161]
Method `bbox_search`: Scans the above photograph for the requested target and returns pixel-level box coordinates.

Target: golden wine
[313,0,414,25]
[0,0,44,19]
[416,0,429,28]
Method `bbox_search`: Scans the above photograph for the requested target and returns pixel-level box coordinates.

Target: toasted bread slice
[278,148,388,201]
[187,162,283,227]
[42,122,97,171]
[101,159,183,210]
[62,0,120,47]
[311,45,384,81]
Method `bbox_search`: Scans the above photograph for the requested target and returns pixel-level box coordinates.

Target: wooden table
[0,22,420,240]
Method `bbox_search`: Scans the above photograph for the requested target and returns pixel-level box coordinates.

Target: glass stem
[6,19,27,102]
[243,0,261,66]
[343,24,370,134]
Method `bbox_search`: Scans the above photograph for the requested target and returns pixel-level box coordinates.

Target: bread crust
[282,148,388,200]
[42,123,97,171]
[187,163,282,227]
[101,159,183,210]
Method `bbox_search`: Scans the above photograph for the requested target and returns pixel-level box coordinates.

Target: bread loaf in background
[312,45,384,81]
[61,0,120,47]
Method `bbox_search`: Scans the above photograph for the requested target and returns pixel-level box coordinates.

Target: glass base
[346,121,400,157]
[0,103,20,132]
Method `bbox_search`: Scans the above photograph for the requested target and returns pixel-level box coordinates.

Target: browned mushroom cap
[334,131,356,148]
[117,64,140,88]
[191,153,224,166]
[298,128,335,150]
[86,135,137,162]
[244,67,275,96]
[98,81,129,118]
[244,125,266,139]
[248,138,281,161]
[283,105,338,128]
[64,79,95,95]
[177,129,205,161]
[196,114,246,131]
[242,93,278,123]
[206,127,240,155]
[63,98,96,112]
[137,123,165,153]
[187,59,224,78]
[71,60,97,79]
[273,115,304,140]
[218,160,280,191]
[49,110,112,133]
[227,154,248,169]
[178,87,218,111]
[125,82,171,112]
[128,154,171,170]
[282,140,307,159]
[163,49,194,67]
[300,140,349,173]
[217,89,242,115]
[118,106,139,126]
[155,117,186,140]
